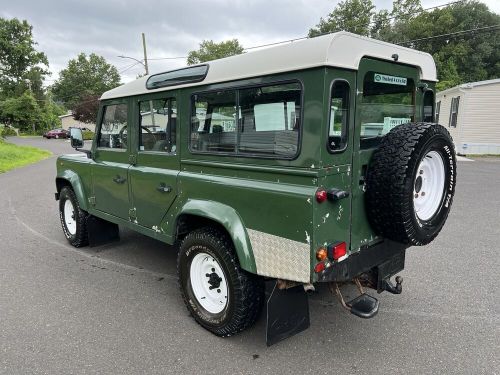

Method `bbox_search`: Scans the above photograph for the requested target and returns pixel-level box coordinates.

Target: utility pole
[142,32,149,75]
[142,32,155,125]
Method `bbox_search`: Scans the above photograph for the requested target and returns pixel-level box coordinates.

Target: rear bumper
[317,240,408,283]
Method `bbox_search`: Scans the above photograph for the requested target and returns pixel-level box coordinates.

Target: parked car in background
[43,128,69,139]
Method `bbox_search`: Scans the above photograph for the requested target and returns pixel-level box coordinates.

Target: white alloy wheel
[413,150,446,221]
[63,199,77,235]
[190,252,228,314]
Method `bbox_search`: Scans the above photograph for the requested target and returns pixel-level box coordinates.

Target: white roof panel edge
[102,31,437,100]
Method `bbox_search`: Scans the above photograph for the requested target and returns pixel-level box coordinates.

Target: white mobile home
[436,78,500,155]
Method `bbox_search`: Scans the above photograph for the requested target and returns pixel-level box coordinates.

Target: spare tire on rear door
[366,122,456,246]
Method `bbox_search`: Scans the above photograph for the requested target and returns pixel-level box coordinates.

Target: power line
[125,1,467,63]
[242,0,467,51]
[397,24,500,45]
[372,0,466,25]
[118,61,142,74]
[148,56,187,61]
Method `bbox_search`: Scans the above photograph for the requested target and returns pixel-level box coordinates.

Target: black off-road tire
[177,227,264,337]
[59,186,89,247]
[366,123,456,246]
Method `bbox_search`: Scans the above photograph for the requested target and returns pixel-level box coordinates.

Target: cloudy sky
[1,0,499,85]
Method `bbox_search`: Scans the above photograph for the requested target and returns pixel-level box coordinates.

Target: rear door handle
[113,175,126,184]
[156,183,172,193]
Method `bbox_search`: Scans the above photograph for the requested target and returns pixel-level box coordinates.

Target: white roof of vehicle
[102,31,437,100]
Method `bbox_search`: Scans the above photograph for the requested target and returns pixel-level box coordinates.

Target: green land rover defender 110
[55,32,456,345]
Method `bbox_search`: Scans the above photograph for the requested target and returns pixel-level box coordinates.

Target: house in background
[436,78,500,155]
[58,113,96,132]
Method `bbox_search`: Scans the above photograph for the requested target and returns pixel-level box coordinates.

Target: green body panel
[56,157,93,210]
[55,62,435,282]
[91,152,130,220]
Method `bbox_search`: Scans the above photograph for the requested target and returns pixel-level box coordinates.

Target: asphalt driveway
[1,137,498,374]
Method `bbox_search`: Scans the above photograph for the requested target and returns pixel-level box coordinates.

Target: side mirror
[70,128,84,149]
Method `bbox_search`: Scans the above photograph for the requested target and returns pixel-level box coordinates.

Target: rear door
[128,95,179,230]
[351,58,420,251]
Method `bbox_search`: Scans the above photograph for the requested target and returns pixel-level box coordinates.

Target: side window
[423,90,434,122]
[328,81,350,152]
[190,90,237,153]
[190,82,302,158]
[449,96,460,128]
[239,83,301,157]
[139,98,177,153]
[359,72,415,149]
[97,103,128,149]
[435,100,441,123]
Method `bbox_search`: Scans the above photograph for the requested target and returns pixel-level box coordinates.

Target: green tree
[371,9,392,40]
[39,96,66,132]
[398,0,500,89]
[187,39,244,65]
[391,0,423,22]
[51,53,120,121]
[0,91,42,133]
[308,0,375,37]
[309,0,499,90]
[0,18,49,99]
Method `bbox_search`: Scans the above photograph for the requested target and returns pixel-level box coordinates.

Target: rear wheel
[366,123,456,246]
[59,186,88,247]
[177,227,264,337]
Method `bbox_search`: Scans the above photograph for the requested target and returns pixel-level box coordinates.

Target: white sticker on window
[374,73,407,86]
[383,117,411,133]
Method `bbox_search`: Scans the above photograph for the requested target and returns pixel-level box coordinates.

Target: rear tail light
[315,189,327,203]
[327,241,347,261]
[314,262,326,273]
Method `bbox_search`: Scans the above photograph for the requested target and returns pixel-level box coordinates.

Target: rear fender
[175,199,256,273]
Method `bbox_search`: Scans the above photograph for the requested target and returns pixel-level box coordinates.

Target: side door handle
[156,183,172,193]
[113,175,126,184]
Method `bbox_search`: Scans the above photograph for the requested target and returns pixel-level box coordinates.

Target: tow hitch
[380,275,403,294]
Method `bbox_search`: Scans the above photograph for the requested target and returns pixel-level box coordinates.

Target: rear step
[347,294,379,319]
[330,278,379,319]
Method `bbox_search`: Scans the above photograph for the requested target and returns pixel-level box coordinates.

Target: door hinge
[129,154,137,165]
[88,196,96,206]
[129,208,137,220]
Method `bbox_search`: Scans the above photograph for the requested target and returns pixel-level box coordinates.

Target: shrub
[82,130,94,140]
[0,126,17,137]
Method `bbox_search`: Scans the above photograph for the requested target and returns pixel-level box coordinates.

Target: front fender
[56,169,88,211]
[176,199,256,274]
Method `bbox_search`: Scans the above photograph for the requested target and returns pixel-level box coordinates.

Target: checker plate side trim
[247,229,310,283]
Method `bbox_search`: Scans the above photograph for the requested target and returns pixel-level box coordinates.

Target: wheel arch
[56,170,89,212]
[174,200,257,274]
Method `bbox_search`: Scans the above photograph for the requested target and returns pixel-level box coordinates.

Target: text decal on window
[374,73,407,86]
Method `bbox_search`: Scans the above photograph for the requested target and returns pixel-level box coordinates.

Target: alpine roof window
[146,65,208,89]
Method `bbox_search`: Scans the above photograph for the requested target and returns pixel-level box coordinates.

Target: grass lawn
[0,139,52,174]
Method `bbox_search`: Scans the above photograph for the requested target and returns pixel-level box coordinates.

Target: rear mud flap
[86,215,120,247]
[266,281,310,346]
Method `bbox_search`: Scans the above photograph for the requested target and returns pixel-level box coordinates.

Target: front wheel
[59,186,88,247]
[177,227,264,337]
